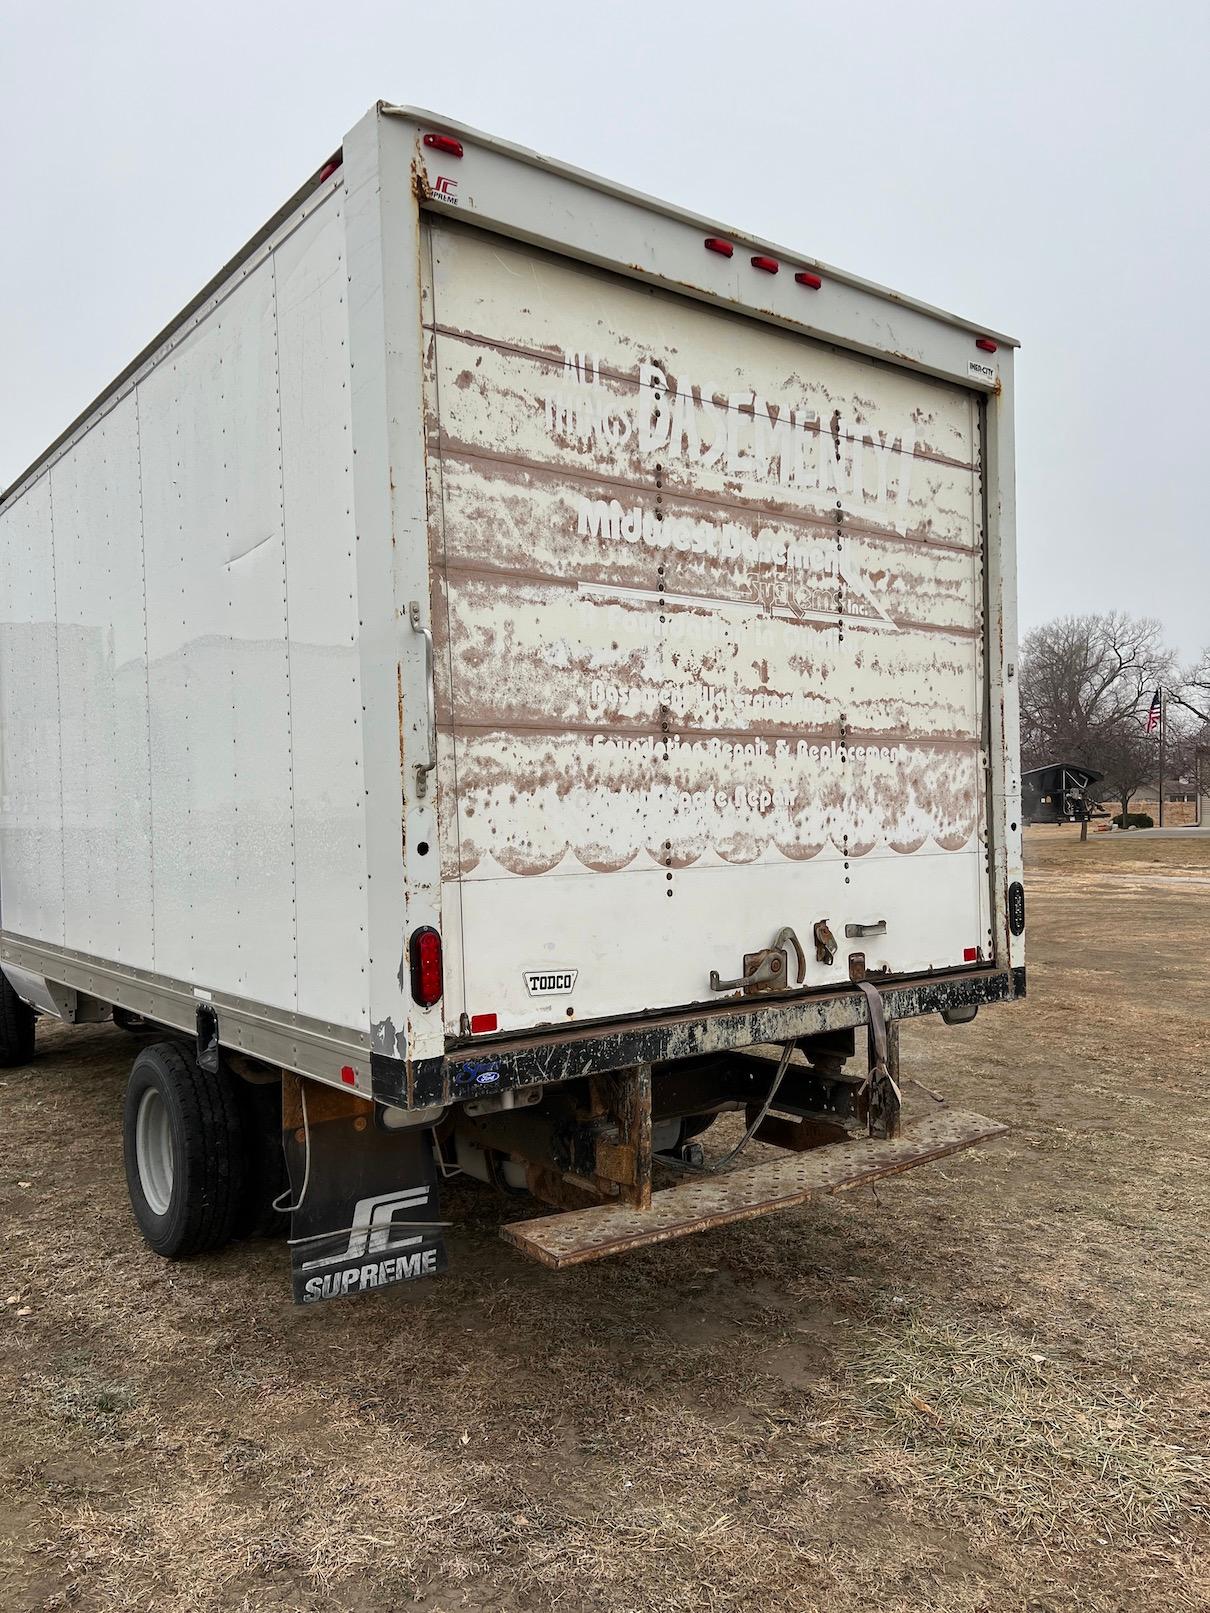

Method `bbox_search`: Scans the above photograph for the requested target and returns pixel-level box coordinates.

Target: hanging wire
[655,1040,796,1175]
[272,1080,311,1214]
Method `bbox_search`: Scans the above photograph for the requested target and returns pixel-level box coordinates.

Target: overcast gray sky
[3,0,1207,661]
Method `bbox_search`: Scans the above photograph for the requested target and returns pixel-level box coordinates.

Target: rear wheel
[0,972,35,1068]
[122,1041,245,1258]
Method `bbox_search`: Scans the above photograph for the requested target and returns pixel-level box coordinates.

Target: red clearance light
[704,237,734,257]
[469,1012,498,1034]
[409,927,444,1007]
[975,338,998,353]
[751,255,779,274]
[423,132,464,158]
[795,270,822,290]
[963,946,979,963]
[340,1064,357,1085]
[317,156,342,183]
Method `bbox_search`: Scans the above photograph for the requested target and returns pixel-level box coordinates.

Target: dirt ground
[2,829,1208,1613]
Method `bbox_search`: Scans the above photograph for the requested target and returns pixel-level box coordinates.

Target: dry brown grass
[844,1316,1208,1548]
[1025,823,1210,876]
[2,830,1208,1612]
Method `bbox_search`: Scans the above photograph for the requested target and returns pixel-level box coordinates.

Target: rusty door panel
[422,221,990,1036]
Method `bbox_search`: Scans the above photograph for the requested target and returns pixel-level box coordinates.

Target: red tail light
[704,237,734,257]
[423,133,463,158]
[409,927,443,1006]
[975,338,998,354]
[795,270,822,290]
[751,255,779,274]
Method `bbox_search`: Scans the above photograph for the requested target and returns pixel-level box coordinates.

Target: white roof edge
[383,102,1020,350]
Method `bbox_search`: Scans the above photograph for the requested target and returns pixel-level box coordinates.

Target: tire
[0,972,36,1068]
[234,1078,290,1240]
[122,1040,246,1258]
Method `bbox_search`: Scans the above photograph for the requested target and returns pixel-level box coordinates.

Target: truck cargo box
[0,104,1025,1298]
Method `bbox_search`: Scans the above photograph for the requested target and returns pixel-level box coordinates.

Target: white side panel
[222,266,297,1012]
[50,397,153,965]
[2,186,368,1036]
[140,303,239,990]
[0,476,64,944]
[275,199,370,1029]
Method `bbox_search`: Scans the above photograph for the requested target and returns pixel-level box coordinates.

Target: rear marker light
[751,255,779,274]
[317,156,342,183]
[409,926,444,1007]
[1008,881,1026,936]
[963,946,979,963]
[423,133,464,158]
[795,270,822,290]
[470,1012,498,1034]
[704,237,734,257]
[975,337,998,353]
[340,1065,356,1085]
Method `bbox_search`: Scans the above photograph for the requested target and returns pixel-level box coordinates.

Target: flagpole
[1158,686,1166,828]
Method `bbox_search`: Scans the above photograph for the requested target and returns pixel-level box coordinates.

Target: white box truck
[0,103,1025,1301]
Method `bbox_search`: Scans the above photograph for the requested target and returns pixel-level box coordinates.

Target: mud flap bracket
[854,980,902,1140]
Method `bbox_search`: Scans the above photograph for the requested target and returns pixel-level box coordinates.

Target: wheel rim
[135,1086,175,1216]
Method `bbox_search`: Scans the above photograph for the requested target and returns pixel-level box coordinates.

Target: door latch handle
[845,920,887,938]
[813,919,838,964]
[769,926,806,984]
[408,600,437,799]
[710,925,807,993]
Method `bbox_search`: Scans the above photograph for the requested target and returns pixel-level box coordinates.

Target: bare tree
[1095,721,1156,822]
[1018,613,1176,771]
[1177,648,1210,730]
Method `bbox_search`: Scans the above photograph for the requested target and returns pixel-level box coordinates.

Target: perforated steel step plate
[502,1109,1008,1269]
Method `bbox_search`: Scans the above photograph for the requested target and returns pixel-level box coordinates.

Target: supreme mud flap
[282,1075,447,1304]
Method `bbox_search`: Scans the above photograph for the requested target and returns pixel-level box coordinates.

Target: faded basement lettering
[587,734,909,764]
[575,498,895,627]
[587,675,908,729]
[544,352,917,530]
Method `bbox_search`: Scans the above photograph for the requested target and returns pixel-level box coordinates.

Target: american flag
[1145,689,1162,734]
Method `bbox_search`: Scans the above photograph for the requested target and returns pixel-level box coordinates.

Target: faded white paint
[423,220,992,1035]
